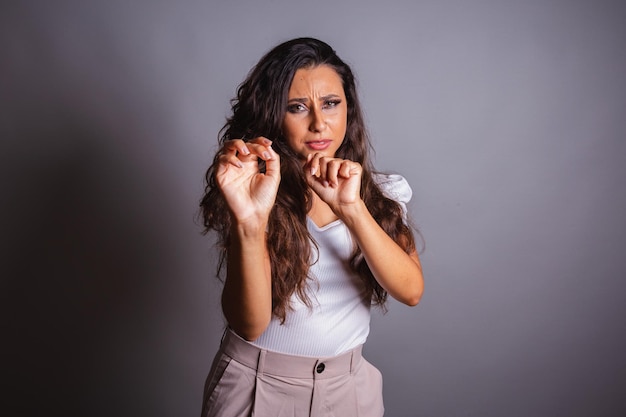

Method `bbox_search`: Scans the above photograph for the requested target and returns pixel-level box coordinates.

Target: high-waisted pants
[201,329,384,417]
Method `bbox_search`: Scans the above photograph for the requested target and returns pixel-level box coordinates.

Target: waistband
[220,328,363,380]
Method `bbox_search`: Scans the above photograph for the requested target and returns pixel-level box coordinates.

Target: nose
[308,107,326,133]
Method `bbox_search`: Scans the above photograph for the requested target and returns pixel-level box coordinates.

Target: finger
[312,160,329,188]
[317,156,329,184]
[305,153,320,177]
[223,139,250,156]
[325,159,342,188]
[304,166,325,193]
[241,143,274,161]
[241,137,275,161]
[248,136,273,147]
[305,153,332,187]
[303,154,317,187]
[338,160,356,179]
[263,145,281,179]
[219,140,261,167]
[218,152,245,168]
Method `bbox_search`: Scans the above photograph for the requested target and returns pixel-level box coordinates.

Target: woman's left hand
[305,153,424,307]
[304,153,362,214]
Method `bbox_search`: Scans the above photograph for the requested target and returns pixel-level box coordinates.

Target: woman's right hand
[215,137,280,226]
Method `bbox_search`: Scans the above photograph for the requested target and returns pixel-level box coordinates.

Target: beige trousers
[201,329,384,417]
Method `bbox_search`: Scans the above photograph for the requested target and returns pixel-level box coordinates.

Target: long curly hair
[200,37,416,322]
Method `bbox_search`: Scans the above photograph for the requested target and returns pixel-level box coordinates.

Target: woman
[200,37,424,417]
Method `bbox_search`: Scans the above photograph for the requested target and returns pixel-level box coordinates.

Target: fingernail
[263,151,271,160]
[310,166,317,176]
[323,180,329,187]
[242,146,250,155]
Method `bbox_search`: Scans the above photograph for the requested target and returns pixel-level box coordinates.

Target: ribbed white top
[251,174,412,357]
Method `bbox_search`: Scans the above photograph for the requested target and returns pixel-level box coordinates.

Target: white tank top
[251,174,411,356]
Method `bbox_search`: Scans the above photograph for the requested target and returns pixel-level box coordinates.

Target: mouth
[305,140,332,151]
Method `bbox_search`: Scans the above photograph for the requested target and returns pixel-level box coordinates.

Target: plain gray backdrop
[2,0,625,416]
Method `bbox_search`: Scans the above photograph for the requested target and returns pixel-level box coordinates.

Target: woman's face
[282,65,348,160]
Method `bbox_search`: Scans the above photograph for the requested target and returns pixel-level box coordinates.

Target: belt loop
[349,349,355,374]
[257,349,267,377]
[220,327,228,345]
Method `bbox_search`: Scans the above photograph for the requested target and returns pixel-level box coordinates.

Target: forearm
[221,221,272,341]
[340,201,424,306]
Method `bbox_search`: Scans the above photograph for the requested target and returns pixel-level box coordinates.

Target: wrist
[336,199,368,228]
[231,216,268,239]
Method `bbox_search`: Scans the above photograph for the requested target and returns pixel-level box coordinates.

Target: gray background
[2,0,625,416]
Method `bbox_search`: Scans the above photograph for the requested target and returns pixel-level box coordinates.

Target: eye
[323,99,341,109]
[287,103,307,113]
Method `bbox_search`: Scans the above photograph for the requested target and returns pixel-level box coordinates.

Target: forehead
[288,65,345,96]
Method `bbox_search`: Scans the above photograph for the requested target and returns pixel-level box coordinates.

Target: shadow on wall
[2,118,179,416]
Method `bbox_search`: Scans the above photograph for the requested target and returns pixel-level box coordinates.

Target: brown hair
[200,38,416,322]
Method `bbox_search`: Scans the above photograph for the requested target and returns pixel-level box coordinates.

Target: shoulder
[372,173,412,204]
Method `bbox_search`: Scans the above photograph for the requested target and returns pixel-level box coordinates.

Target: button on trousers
[201,329,385,417]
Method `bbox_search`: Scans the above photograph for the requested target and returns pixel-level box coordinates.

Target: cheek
[282,117,304,135]
[281,122,304,150]
[331,114,348,133]
[282,128,296,145]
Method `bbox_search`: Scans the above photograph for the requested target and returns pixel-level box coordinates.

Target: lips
[306,140,332,151]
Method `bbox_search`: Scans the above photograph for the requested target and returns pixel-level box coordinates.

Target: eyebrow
[287,94,342,103]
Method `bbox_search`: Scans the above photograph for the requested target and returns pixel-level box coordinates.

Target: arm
[222,220,273,340]
[305,154,423,306]
[216,138,280,340]
[340,200,423,306]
